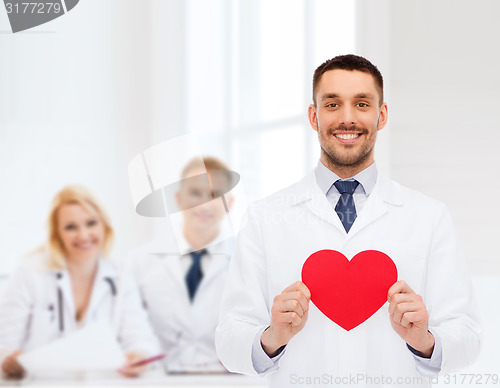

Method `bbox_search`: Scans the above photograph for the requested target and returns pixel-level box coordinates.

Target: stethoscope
[51,272,117,333]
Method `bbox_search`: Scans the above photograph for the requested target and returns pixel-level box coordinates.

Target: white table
[1,370,267,387]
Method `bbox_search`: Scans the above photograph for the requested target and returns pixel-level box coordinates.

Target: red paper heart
[302,250,397,331]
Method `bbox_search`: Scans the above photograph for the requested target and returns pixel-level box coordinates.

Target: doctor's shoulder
[388,176,447,206]
[385,176,455,228]
[16,249,56,275]
[18,248,52,270]
[1,251,54,300]
[120,241,165,284]
[107,260,138,297]
[245,178,310,220]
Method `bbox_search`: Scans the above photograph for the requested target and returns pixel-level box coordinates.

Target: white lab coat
[0,254,160,368]
[215,170,481,388]
[127,233,233,372]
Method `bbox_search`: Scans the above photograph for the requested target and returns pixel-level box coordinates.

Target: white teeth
[76,243,93,249]
[335,133,360,140]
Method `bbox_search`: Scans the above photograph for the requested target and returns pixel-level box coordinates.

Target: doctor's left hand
[2,350,25,379]
[387,280,435,358]
[117,353,147,378]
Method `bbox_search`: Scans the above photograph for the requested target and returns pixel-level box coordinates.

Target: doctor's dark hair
[46,185,114,269]
[180,156,233,187]
[312,54,384,106]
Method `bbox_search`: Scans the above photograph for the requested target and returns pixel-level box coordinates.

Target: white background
[0,0,499,384]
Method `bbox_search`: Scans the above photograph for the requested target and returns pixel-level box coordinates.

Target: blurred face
[57,203,105,261]
[308,69,388,173]
[176,167,231,231]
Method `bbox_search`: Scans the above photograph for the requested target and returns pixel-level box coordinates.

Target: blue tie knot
[334,180,359,195]
[190,249,207,264]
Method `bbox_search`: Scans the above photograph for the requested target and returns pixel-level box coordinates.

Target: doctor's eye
[87,219,99,227]
[356,102,369,108]
[326,103,339,108]
[189,188,202,197]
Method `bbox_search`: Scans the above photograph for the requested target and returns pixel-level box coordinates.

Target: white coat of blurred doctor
[127,157,235,372]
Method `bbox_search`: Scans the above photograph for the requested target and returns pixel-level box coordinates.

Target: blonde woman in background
[0,185,160,379]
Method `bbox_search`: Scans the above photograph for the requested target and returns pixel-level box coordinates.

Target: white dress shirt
[251,160,443,373]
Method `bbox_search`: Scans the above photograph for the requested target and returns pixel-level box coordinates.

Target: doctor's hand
[388,280,435,358]
[261,281,311,358]
[1,350,25,379]
[117,353,147,378]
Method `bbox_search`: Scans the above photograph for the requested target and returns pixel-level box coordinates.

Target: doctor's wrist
[261,327,286,358]
[407,331,435,358]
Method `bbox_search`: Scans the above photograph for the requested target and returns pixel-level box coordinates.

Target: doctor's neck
[184,225,220,251]
[65,255,99,278]
[320,150,374,180]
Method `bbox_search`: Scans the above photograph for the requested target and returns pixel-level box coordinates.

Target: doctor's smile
[333,132,362,143]
[330,127,367,145]
[60,211,103,258]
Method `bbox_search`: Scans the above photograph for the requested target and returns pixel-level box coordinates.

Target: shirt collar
[177,230,229,256]
[315,159,378,196]
[51,257,117,279]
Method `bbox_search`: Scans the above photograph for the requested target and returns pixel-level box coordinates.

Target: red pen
[128,354,166,367]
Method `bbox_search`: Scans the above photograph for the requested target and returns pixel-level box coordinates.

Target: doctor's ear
[175,191,181,208]
[225,195,235,211]
[308,104,319,132]
[377,103,388,131]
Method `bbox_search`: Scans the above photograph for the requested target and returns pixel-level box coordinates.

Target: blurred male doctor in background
[127,157,235,373]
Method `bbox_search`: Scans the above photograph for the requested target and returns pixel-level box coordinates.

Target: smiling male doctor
[215,55,481,387]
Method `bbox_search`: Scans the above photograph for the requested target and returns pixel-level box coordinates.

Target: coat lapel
[296,171,346,233]
[296,170,405,238]
[164,254,187,291]
[347,190,389,237]
[86,259,116,321]
[200,239,232,288]
[145,235,187,291]
[348,174,405,237]
[54,269,75,324]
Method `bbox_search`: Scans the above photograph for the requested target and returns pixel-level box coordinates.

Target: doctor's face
[308,69,388,173]
[176,167,231,231]
[57,203,105,262]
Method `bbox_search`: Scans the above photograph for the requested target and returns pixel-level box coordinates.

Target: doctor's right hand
[261,281,311,357]
[1,350,25,379]
[118,353,147,378]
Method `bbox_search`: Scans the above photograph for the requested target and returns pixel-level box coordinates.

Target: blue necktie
[334,180,359,233]
[186,249,207,301]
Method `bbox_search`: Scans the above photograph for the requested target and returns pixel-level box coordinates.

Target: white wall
[358,0,500,276]
[0,0,159,273]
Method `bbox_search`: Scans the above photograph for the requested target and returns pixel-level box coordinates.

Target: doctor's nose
[76,227,91,240]
[339,106,357,126]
